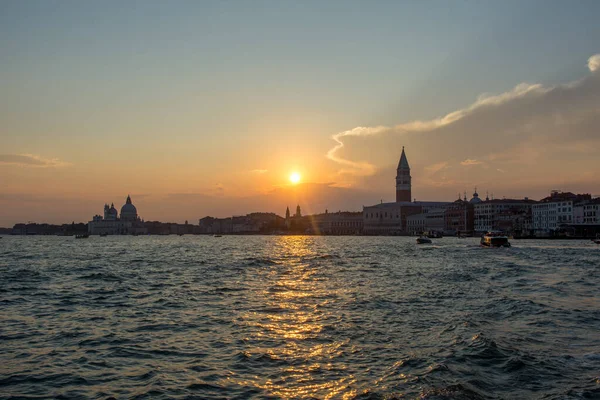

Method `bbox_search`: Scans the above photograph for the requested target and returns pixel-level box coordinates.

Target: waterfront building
[363,147,451,235]
[569,197,600,238]
[144,220,196,235]
[474,198,537,233]
[496,208,533,238]
[306,211,363,235]
[363,202,419,235]
[574,198,600,224]
[198,216,231,234]
[284,205,303,230]
[444,194,476,235]
[532,191,591,237]
[232,213,282,233]
[11,222,87,236]
[198,213,284,234]
[88,195,147,235]
[406,208,445,234]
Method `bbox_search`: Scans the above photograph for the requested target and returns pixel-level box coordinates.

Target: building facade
[474,198,537,233]
[363,202,420,235]
[198,213,284,234]
[363,201,454,235]
[305,211,363,235]
[574,198,600,224]
[88,195,147,235]
[532,191,591,237]
[406,208,446,234]
[444,197,475,235]
[496,208,533,238]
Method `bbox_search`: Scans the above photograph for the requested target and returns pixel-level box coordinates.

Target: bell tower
[395,146,411,202]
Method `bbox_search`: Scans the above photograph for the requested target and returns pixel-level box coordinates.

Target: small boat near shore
[480,231,510,248]
[75,234,89,239]
[213,234,222,238]
[416,236,432,244]
[593,234,600,244]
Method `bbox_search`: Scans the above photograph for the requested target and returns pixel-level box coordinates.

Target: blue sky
[3,1,598,126]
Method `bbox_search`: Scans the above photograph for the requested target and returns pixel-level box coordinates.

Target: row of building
[194,189,598,238]
[197,207,364,235]
[84,148,599,237]
[363,190,599,237]
[362,148,598,237]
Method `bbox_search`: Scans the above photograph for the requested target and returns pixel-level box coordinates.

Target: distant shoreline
[1,233,598,240]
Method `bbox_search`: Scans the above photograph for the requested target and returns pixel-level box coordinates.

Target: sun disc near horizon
[289,172,301,184]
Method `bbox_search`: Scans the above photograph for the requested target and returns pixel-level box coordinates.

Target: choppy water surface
[1,236,599,399]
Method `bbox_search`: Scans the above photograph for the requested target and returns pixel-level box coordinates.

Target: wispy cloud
[425,162,450,173]
[588,54,600,72]
[325,53,600,196]
[249,169,268,174]
[460,159,484,166]
[325,83,552,179]
[0,154,72,168]
[326,126,387,176]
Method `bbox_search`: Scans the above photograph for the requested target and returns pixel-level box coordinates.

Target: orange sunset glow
[0,2,599,228]
[289,172,301,185]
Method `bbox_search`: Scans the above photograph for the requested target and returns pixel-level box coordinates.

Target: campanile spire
[395,147,411,202]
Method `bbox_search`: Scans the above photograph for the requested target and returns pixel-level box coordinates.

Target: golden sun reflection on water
[232,236,357,399]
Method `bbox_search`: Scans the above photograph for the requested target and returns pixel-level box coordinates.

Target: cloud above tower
[0,154,72,168]
[326,53,600,194]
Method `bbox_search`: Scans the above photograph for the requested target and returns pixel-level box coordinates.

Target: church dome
[470,190,482,204]
[120,195,138,221]
[121,203,137,214]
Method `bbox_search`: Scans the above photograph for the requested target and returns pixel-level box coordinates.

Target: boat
[75,234,89,239]
[427,230,443,239]
[593,234,600,244]
[416,236,432,244]
[99,233,108,237]
[480,231,511,248]
[213,234,222,237]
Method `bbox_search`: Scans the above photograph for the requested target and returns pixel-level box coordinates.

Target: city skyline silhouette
[1,2,600,226]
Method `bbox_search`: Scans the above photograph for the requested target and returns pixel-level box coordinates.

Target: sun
[289,172,301,184]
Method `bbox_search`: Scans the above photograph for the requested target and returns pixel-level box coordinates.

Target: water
[1,235,599,399]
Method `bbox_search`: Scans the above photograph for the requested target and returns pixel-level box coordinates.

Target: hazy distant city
[5,148,598,239]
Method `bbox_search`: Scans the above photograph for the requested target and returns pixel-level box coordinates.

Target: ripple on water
[0,236,599,398]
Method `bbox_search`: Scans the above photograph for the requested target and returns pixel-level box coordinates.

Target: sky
[1,1,599,226]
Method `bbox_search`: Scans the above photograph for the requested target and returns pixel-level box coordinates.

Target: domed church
[88,195,147,235]
[120,195,138,221]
